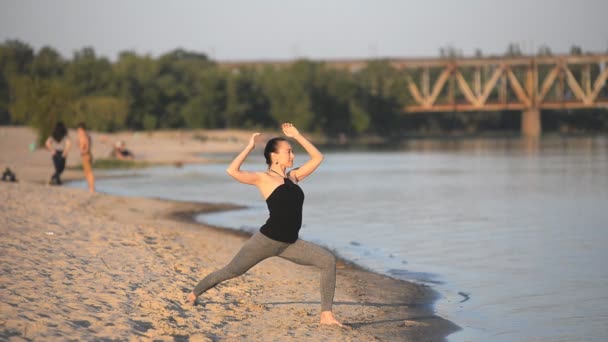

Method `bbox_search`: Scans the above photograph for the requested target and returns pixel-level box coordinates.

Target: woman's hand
[247,132,261,149]
[282,123,300,138]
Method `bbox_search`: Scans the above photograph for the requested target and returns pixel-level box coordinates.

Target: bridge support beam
[521,108,541,138]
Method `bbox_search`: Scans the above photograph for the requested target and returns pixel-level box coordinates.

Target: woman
[77,122,95,193]
[45,122,71,185]
[187,123,342,326]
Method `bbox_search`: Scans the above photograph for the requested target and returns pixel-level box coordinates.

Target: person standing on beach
[187,123,343,327]
[45,122,71,185]
[77,122,95,193]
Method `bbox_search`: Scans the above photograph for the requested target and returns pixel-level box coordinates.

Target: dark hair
[264,137,287,166]
[77,122,87,130]
[51,122,67,142]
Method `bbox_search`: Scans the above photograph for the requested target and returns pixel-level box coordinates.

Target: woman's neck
[268,167,286,178]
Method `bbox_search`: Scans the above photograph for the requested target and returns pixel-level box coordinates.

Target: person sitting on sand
[45,122,71,185]
[113,140,134,160]
[186,123,343,327]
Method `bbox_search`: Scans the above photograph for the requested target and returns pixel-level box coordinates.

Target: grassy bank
[68,158,153,170]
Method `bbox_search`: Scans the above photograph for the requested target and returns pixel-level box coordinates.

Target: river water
[69,137,608,341]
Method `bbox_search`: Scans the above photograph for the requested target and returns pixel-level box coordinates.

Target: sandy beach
[0,126,261,184]
[1,126,457,341]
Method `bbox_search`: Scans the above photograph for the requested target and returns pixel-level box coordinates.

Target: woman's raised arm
[226,133,262,185]
[282,123,324,182]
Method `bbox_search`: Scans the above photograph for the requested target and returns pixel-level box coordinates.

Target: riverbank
[0,126,458,340]
[0,183,458,341]
[0,126,256,184]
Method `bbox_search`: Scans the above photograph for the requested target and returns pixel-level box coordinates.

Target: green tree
[570,45,583,55]
[258,61,317,131]
[9,76,74,145]
[310,66,364,136]
[147,49,216,128]
[0,40,34,76]
[223,71,249,128]
[32,46,66,78]
[110,51,160,129]
[65,47,112,96]
[439,45,463,59]
[221,69,274,129]
[71,96,128,132]
[0,73,10,124]
[181,69,225,128]
[354,61,405,137]
[505,43,523,57]
[0,40,35,124]
[537,45,553,56]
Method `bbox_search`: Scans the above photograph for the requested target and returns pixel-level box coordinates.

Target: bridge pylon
[522,108,541,138]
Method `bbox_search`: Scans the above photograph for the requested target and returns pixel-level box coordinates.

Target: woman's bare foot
[320,311,344,327]
[185,292,197,305]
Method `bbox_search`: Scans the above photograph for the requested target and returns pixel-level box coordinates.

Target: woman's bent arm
[226,133,261,185]
[45,137,54,153]
[283,123,323,182]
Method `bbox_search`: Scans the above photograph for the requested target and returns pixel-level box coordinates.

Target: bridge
[220,54,608,137]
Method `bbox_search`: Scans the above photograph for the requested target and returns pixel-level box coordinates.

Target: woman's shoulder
[248,170,272,184]
[286,168,300,183]
[257,170,274,179]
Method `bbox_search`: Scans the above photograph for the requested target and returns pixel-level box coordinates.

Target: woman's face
[273,141,294,168]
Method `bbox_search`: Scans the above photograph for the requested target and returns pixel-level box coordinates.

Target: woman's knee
[222,258,256,280]
[319,250,336,270]
[220,266,243,280]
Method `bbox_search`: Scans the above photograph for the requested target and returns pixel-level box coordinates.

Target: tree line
[1,40,606,146]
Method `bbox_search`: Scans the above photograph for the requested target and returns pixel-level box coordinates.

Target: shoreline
[132,189,460,336]
[132,191,461,340]
[1,182,459,341]
[1,126,459,340]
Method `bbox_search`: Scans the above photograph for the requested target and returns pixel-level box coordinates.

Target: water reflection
[396,136,606,156]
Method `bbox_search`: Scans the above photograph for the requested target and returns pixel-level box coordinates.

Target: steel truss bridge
[221,55,608,137]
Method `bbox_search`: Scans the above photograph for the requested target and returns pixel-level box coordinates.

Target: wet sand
[0,126,458,341]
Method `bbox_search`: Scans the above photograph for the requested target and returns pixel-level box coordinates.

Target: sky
[1,0,607,62]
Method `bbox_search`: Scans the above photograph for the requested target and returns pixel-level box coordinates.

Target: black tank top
[259,178,305,243]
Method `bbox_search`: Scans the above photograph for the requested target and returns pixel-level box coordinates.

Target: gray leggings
[192,232,336,311]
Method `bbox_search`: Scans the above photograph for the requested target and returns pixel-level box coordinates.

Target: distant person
[113,140,134,160]
[77,122,95,193]
[45,122,71,185]
[186,123,343,327]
